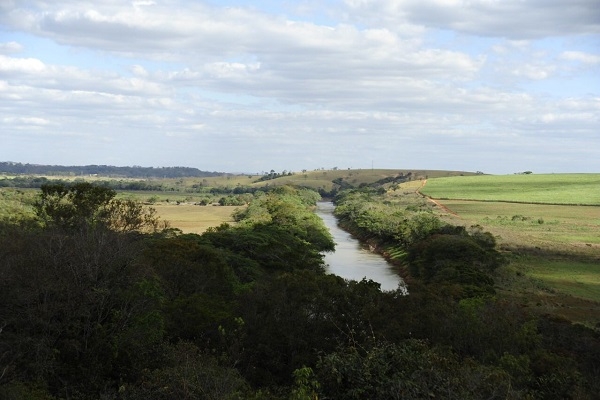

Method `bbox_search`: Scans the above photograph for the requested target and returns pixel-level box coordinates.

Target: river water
[315,202,405,292]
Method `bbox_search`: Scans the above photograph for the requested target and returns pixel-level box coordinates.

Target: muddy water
[315,202,405,292]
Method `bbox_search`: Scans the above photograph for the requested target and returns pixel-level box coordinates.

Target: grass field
[437,200,600,250]
[420,173,600,205]
[407,174,600,325]
[523,258,600,299]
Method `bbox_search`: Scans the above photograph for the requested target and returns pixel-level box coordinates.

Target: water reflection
[315,202,404,292]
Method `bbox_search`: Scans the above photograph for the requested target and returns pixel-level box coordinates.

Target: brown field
[153,204,240,234]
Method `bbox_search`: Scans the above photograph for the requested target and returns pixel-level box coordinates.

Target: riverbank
[315,202,403,291]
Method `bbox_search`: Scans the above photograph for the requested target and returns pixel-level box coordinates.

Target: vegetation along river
[315,202,404,292]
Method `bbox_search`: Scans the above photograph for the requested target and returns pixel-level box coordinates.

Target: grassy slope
[404,174,600,326]
[195,169,474,192]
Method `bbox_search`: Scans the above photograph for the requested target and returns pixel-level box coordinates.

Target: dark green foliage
[34,182,116,229]
[122,341,249,400]
[140,235,239,342]
[0,223,163,397]
[407,234,499,282]
[1,183,599,399]
[237,271,392,387]
[202,224,327,274]
[316,340,518,400]
[218,195,250,206]
[402,223,504,299]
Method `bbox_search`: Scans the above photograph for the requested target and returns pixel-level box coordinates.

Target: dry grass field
[153,204,240,234]
[437,200,600,252]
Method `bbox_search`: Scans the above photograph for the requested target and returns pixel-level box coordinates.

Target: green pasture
[427,199,600,304]
[524,259,600,300]
[511,252,600,304]
[402,176,600,306]
[420,173,600,205]
[439,200,600,246]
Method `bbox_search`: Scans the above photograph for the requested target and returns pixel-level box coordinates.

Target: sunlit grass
[420,174,600,205]
[389,173,600,325]
[153,204,240,234]
[436,200,600,249]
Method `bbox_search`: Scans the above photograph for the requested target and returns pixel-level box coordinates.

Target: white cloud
[560,51,600,65]
[2,116,51,126]
[0,54,170,96]
[0,55,45,73]
[511,63,556,80]
[0,1,598,173]
[0,41,23,54]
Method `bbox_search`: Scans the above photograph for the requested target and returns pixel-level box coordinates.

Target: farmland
[411,174,600,324]
[152,204,239,234]
[0,168,469,233]
[2,168,600,398]
[419,173,600,205]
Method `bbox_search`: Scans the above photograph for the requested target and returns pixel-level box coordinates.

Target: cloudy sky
[1,0,599,174]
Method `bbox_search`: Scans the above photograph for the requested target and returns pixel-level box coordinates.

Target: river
[315,202,405,292]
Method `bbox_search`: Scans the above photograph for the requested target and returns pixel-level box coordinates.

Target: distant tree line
[0,162,223,178]
[255,169,293,182]
[0,176,168,191]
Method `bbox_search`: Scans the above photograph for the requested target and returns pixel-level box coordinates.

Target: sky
[1,0,599,174]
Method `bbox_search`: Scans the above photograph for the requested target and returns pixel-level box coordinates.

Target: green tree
[316,340,517,400]
[34,182,165,233]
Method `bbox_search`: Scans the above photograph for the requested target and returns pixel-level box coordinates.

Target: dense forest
[0,183,599,399]
[0,162,223,178]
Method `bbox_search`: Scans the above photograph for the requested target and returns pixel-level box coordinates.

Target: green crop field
[420,173,600,205]
[410,174,600,312]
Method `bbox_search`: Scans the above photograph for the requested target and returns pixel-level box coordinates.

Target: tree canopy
[1,183,598,399]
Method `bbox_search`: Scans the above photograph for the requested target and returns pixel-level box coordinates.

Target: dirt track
[416,180,460,217]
